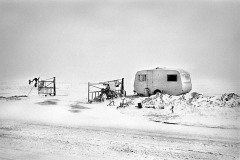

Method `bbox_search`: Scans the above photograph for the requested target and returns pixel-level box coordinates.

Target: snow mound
[140,92,240,108]
[120,93,240,129]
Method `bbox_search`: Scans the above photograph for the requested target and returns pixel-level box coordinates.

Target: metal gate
[88,78,125,103]
[38,77,56,96]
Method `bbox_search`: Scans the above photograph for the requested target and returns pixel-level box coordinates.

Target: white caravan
[134,67,192,96]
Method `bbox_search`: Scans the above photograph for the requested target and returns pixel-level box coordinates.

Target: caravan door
[152,70,166,93]
[147,70,153,92]
[135,71,148,94]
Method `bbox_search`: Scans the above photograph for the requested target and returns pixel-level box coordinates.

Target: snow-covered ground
[0,81,239,130]
[120,93,240,129]
[0,81,239,159]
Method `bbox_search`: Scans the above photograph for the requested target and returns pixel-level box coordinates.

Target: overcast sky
[0,0,239,85]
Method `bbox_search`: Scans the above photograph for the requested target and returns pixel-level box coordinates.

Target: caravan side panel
[151,70,182,95]
[164,70,182,95]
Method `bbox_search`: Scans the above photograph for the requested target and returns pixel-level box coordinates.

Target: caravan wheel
[154,90,163,95]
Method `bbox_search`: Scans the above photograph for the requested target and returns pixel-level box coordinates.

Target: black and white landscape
[0,0,239,159]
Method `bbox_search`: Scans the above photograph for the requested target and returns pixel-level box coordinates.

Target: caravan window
[167,75,177,82]
[181,74,191,83]
[138,74,146,81]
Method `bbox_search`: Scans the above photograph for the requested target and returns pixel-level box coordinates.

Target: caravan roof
[138,67,190,74]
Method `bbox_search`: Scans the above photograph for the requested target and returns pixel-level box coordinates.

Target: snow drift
[119,92,240,129]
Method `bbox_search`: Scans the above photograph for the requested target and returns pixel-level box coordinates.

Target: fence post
[121,78,125,95]
[53,77,56,96]
[88,82,90,102]
[38,81,39,95]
